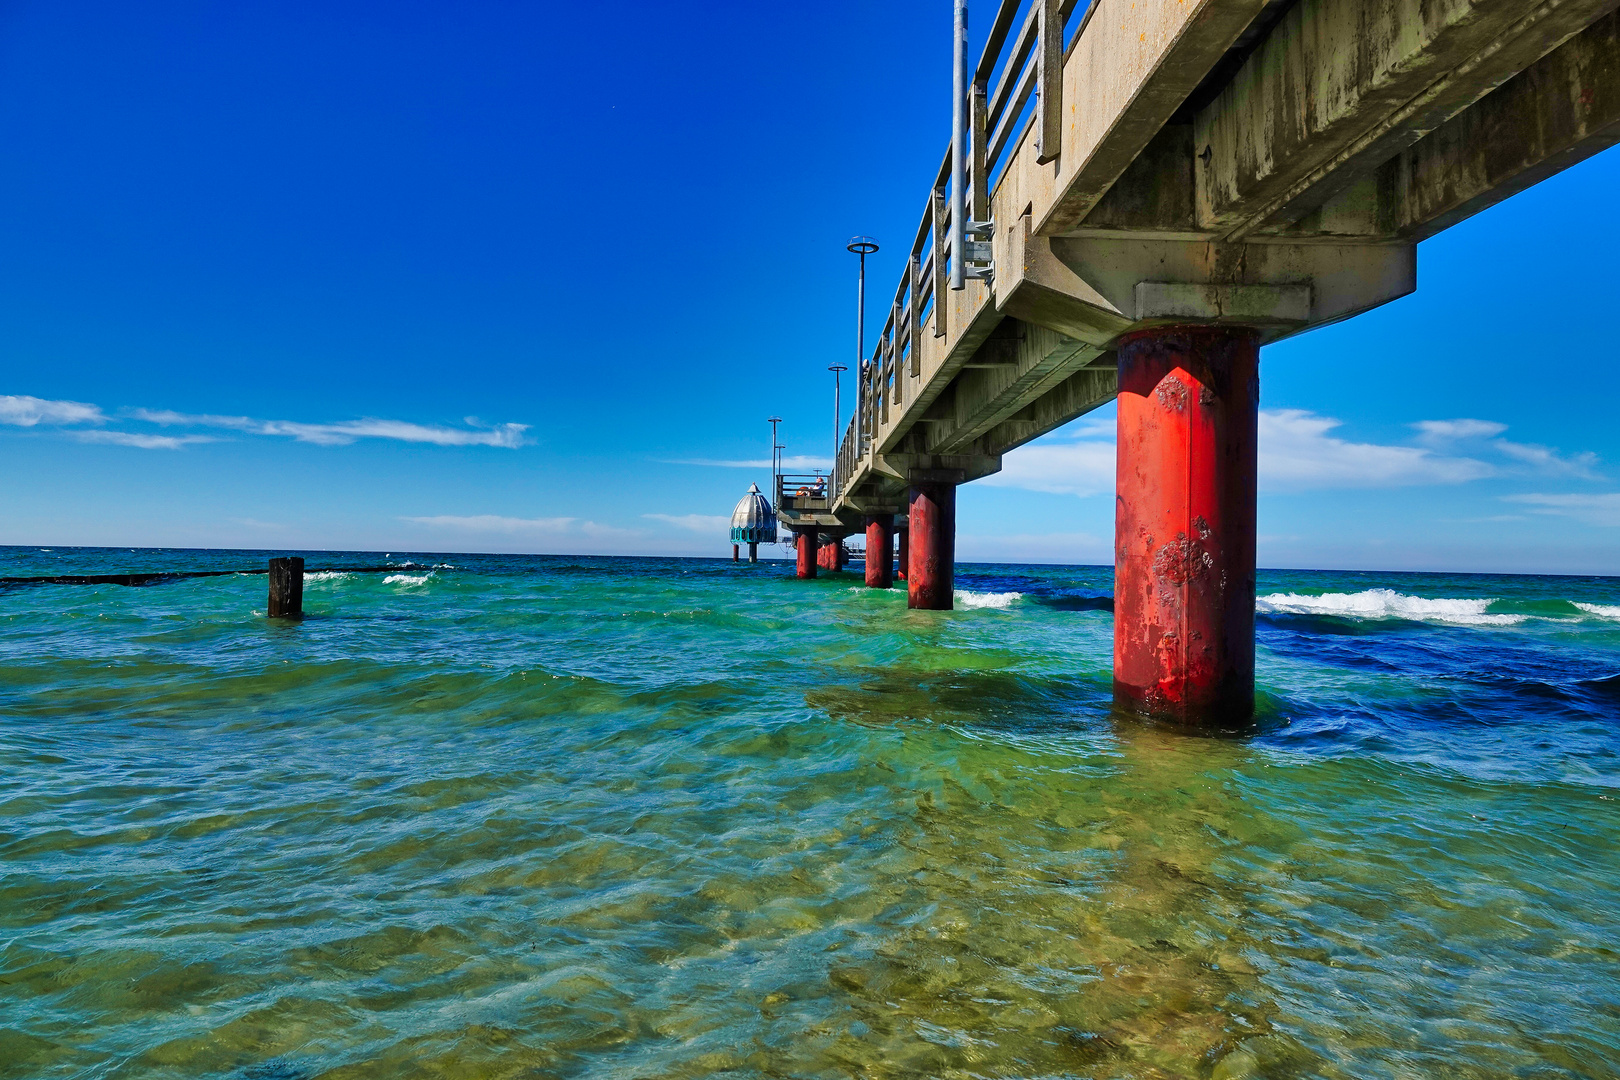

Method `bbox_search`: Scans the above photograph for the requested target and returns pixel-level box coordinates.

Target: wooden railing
[837,0,1090,505]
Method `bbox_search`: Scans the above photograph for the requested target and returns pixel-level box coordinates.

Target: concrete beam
[1035,0,1275,236]
[1382,9,1620,240]
[1196,0,1620,238]
[928,321,1101,455]
[981,365,1120,458]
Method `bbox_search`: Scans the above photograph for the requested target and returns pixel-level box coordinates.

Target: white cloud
[1412,418,1508,443]
[1409,417,1601,478]
[643,513,730,532]
[669,455,831,470]
[402,515,578,533]
[72,430,216,450]
[0,394,105,426]
[133,409,527,448]
[1491,439,1602,479]
[1503,493,1620,527]
[1261,410,1494,490]
[983,438,1115,497]
[984,409,1503,498]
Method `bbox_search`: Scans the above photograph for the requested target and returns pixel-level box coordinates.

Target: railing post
[950,0,968,291]
[931,189,948,337]
[909,255,925,365]
[1036,0,1063,165]
[971,80,990,223]
[888,316,904,406]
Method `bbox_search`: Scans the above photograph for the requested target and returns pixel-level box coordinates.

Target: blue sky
[1,0,1616,574]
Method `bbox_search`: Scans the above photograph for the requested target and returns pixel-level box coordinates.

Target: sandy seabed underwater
[2,546,1619,1079]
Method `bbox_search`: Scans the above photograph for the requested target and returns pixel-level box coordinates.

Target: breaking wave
[383,573,432,586]
[1576,602,1620,620]
[1257,589,1525,626]
[955,590,1023,610]
[304,571,351,583]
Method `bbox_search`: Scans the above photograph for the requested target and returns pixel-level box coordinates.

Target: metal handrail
[831,0,1089,508]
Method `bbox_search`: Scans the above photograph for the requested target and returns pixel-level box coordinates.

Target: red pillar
[819,535,844,572]
[795,530,817,579]
[907,483,955,610]
[864,514,894,588]
[732,543,739,562]
[896,526,908,580]
[1114,325,1259,725]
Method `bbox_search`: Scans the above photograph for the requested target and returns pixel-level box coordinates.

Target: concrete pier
[864,514,894,589]
[906,483,955,611]
[1113,327,1258,724]
[768,0,1620,725]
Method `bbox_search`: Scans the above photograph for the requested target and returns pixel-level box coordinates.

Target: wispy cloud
[133,409,527,448]
[668,455,831,470]
[72,430,216,450]
[1412,418,1508,444]
[985,409,1525,497]
[402,515,578,533]
[982,438,1115,497]
[1261,410,1493,490]
[0,394,105,426]
[1411,416,1602,479]
[1491,439,1602,479]
[643,513,730,532]
[1503,493,1620,527]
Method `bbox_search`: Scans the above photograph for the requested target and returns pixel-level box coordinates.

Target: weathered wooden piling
[267,557,304,618]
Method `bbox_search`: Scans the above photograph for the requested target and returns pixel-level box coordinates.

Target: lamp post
[828,363,846,486]
[847,236,879,367]
[767,415,782,499]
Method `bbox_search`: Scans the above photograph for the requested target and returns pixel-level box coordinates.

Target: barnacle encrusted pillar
[1114,326,1259,725]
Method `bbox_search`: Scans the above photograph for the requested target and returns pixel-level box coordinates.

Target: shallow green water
[2,548,1618,1078]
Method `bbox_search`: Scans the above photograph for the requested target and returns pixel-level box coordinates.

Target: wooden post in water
[268,557,304,618]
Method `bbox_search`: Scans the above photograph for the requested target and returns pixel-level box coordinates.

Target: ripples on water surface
[2,547,1618,1079]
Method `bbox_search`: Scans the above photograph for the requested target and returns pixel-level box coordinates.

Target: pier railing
[838,0,1090,505]
[777,473,831,516]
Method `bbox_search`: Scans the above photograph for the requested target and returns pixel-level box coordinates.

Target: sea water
[1,547,1617,1079]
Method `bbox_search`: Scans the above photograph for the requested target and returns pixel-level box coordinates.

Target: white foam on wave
[384,573,432,586]
[1576,602,1620,619]
[304,571,351,583]
[1256,588,1524,626]
[955,590,1023,610]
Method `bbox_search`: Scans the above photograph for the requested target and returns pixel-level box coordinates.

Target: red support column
[864,514,894,588]
[732,544,739,562]
[1114,325,1259,725]
[907,483,955,610]
[796,530,817,579]
[896,526,908,580]
[819,535,845,572]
